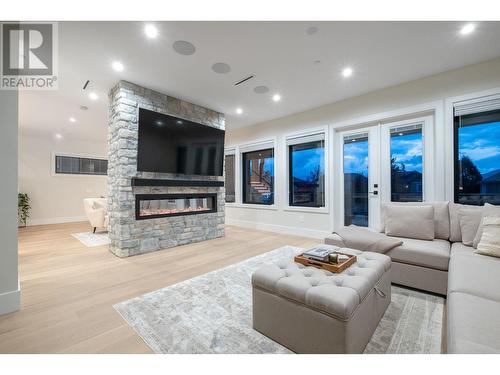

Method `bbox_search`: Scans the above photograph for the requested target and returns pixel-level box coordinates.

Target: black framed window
[242,148,274,205]
[288,140,325,207]
[225,154,235,203]
[390,124,423,202]
[454,109,500,205]
[55,155,108,175]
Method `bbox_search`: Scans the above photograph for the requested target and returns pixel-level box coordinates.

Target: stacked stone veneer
[107,81,225,257]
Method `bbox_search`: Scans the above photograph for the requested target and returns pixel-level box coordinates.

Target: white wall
[0,90,20,315]
[18,133,107,225]
[225,57,500,239]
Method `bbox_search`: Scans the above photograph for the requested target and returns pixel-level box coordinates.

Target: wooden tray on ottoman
[294,252,357,273]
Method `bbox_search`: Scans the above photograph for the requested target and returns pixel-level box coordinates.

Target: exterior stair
[250,180,271,194]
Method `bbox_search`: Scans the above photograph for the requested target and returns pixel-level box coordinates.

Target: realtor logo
[1,22,58,90]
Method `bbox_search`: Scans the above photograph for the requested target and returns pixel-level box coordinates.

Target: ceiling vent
[234,75,254,86]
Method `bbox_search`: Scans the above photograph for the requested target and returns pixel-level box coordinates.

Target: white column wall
[0,90,20,315]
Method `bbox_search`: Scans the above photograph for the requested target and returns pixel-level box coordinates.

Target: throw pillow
[385,204,435,240]
[476,216,500,258]
[458,207,483,246]
[449,202,482,243]
[380,202,450,240]
[473,203,500,248]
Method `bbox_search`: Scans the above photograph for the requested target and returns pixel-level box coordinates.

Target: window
[343,133,369,226]
[390,124,423,202]
[225,154,235,203]
[288,139,325,207]
[55,155,108,175]
[454,108,500,205]
[242,148,274,205]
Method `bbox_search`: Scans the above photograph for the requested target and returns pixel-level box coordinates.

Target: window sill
[283,206,329,214]
[225,203,278,211]
[51,173,108,178]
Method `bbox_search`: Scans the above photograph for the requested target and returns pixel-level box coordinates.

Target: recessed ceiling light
[173,40,196,56]
[55,133,63,140]
[272,94,281,102]
[236,108,243,115]
[211,62,231,74]
[112,61,124,72]
[144,24,158,39]
[342,67,353,78]
[460,23,476,35]
[89,92,98,101]
[69,117,76,123]
[80,105,88,111]
[176,120,183,125]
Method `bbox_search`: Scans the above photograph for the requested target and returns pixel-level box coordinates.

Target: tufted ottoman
[252,248,391,353]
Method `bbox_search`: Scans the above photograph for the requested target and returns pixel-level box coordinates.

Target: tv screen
[137,108,225,176]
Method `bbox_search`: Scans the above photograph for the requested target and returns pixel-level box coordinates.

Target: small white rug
[114,246,445,354]
[71,231,110,247]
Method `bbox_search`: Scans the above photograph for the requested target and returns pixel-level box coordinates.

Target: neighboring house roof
[482,169,500,183]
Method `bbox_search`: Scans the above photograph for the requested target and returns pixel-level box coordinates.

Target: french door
[335,115,434,230]
[337,126,381,229]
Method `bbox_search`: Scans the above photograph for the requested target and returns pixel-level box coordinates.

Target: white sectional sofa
[325,201,500,353]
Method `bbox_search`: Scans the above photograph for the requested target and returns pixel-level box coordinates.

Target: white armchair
[83,198,109,233]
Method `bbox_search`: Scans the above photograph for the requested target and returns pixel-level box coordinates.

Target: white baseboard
[0,282,20,316]
[226,218,330,240]
[27,215,87,226]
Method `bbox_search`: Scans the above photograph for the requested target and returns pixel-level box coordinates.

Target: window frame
[241,147,275,206]
[224,149,236,204]
[284,128,329,214]
[52,152,108,177]
[231,138,277,209]
[453,108,500,205]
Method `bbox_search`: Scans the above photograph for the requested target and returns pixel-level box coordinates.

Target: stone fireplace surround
[108,81,225,258]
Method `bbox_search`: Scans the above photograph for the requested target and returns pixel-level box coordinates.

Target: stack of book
[302,247,335,262]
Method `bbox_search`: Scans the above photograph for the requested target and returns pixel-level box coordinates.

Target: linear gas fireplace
[135,193,218,220]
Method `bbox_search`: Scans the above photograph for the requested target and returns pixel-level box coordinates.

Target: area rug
[114,246,445,354]
[71,231,110,247]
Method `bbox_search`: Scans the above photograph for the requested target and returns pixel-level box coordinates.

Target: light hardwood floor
[0,222,317,353]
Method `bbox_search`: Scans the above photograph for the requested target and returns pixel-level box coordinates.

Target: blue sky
[343,132,423,176]
[291,147,325,180]
[390,132,423,173]
[458,121,500,175]
[250,157,275,177]
[344,140,369,176]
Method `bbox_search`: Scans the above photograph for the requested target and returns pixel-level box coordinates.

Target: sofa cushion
[458,207,483,246]
[386,237,450,271]
[447,292,500,353]
[450,241,474,257]
[324,233,345,247]
[385,205,435,240]
[449,202,482,243]
[473,203,500,248]
[448,246,500,301]
[328,226,403,253]
[380,202,450,240]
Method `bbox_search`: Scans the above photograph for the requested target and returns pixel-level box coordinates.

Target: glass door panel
[390,124,423,202]
[380,116,433,204]
[343,133,369,226]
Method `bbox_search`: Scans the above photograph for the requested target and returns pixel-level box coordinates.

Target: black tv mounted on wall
[137,108,225,176]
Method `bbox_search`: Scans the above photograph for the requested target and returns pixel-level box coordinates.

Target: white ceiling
[19,21,500,142]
